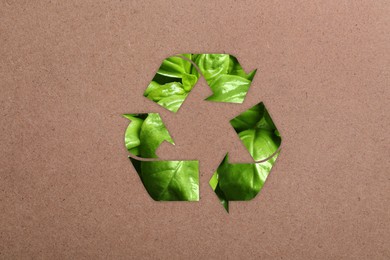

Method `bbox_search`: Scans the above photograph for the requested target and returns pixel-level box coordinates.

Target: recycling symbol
[124,54,282,212]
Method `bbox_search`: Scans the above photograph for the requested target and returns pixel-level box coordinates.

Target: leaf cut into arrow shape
[143,54,256,113]
[143,54,199,113]
[210,152,279,212]
[209,102,282,212]
[130,158,199,201]
[192,54,256,103]
[124,112,200,201]
[125,54,281,212]
[124,113,174,159]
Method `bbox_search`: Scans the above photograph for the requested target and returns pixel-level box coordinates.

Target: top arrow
[143,54,256,113]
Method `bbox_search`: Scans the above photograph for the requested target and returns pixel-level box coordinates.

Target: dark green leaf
[216,153,279,201]
[230,103,264,132]
[228,56,256,80]
[130,158,199,201]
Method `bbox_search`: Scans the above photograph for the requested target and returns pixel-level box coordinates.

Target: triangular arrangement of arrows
[124,54,281,212]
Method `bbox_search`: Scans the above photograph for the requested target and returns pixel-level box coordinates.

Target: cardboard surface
[1,1,389,259]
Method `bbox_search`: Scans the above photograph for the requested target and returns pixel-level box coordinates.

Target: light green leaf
[123,114,144,156]
[193,54,230,83]
[239,129,280,161]
[206,74,251,103]
[138,113,174,158]
[157,56,192,78]
[182,73,198,92]
[144,54,199,113]
[228,56,256,80]
[144,81,186,102]
[157,94,188,113]
[230,102,281,160]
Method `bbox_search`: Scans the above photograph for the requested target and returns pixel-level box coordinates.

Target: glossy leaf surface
[143,54,198,113]
[125,113,199,201]
[130,158,199,201]
[210,102,282,212]
[143,54,257,112]
[193,54,256,103]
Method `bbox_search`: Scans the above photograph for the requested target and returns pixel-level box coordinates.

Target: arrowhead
[123,113,174,159]
[209,154,230,212]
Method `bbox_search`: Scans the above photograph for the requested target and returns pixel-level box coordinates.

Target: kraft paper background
[1,1,389,259]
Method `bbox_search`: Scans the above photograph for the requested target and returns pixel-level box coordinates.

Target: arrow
[124,112,200,201]
[125,54,281,211]
[209,102,282,212]
[143,53,257,113]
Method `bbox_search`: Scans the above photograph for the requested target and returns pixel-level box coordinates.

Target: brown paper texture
[1,1,389,259]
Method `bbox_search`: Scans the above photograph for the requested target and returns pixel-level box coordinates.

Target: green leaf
[192,54,255,104]
[214,183,229,212]
[125,113,200,202]
[209,171,229,212]
[230,102,281,160]
[206,74,251,103]
[138,113,174,158]
[123,114,144,156]
[144,81,186,102]
[179,53,193,61]
[216,153,279,201]
[182,73,198,92]
[239,129,280,161]
[157,56,192,78]
[193,54,230,83]
[130,158,199,201]
[144,54,199,113]
[210,102,282,211]
[230,103,264,132]
[228,56,256,80]
[157,94,188,113]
